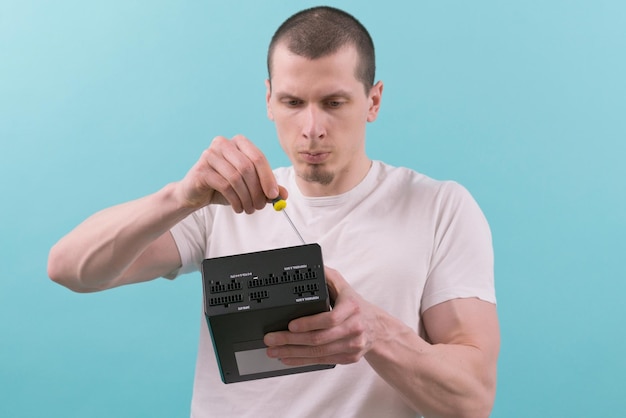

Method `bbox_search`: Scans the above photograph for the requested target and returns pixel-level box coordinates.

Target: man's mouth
[299,151,330,164]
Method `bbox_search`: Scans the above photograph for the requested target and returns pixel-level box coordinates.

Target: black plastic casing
[201,244,335,383]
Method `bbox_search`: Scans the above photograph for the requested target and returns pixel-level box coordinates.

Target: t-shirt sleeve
[164,208,211,279]
[421,182,496,312]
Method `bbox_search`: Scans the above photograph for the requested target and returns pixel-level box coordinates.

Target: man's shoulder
[374,161,475,205]
[375,161,455,190]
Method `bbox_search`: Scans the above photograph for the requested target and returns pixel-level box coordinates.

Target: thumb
[211,184,289,207]
[324,266,349,302]
[209,191,229,206]
[268,185,289,203]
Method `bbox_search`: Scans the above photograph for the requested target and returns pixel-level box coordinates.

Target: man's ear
[265,79,274,121]
[367,81,384,123]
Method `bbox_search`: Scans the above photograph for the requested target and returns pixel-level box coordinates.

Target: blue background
[1,1,625,416]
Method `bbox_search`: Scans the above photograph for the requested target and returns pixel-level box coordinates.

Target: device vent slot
[248,277,262,288]
[293,283,320,294]
[291,268,317,282]
[210,281,242,294]
[209,294,244,306]
[249,290,269,301]
[264,275,280,286]
[227,282,243,291]
[247,269,318,288]
[248,274,282,288]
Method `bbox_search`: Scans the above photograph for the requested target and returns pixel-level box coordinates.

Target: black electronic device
[201,244,335,384]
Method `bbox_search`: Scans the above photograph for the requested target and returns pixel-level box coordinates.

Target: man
[48,6,499,418]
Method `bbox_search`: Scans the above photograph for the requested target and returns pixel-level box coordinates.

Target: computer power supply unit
[201,244,335,383]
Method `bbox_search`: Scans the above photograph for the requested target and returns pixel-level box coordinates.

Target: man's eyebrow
[275,92,301,100]
[322,90,353,99]
[275,90,353,100]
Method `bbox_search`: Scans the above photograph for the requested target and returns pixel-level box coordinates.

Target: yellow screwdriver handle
[272,198,287,211]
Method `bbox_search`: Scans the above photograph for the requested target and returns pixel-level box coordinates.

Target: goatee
[298,166,334,186]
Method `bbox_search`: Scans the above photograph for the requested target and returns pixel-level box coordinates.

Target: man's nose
[302,105,326,140]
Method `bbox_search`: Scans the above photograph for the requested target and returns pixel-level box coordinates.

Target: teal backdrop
[1,1,625,416]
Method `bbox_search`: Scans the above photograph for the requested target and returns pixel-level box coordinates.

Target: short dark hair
[267,6,376,94]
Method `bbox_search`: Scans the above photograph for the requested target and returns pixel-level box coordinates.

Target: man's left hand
[264,266,383,366]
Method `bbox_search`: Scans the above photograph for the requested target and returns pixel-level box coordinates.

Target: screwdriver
[272,197,306,245]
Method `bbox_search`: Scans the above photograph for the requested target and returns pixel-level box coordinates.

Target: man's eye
[327,100,344,108]
[284,99,302,107]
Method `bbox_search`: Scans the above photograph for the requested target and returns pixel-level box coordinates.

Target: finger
[216,137,265,213]
[265,324,341,347]
[209,177,288,214]
[266,336,366,365]
[200,136,252,212]
[178,148,242,212]
[203,165,244,213]
[232,135,279,202]
[286,297,358,335]
[207,162,250,213]
[323,266,350,304]
[274,185,289,202]
[277,350,362,366]
[210,182,288,214]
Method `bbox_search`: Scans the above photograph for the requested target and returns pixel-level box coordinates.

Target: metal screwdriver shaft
[281,210,306,245]
[272,198,306,245]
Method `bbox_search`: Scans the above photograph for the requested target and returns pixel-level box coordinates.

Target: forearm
[364,312,496,418]
[48,182,192,292]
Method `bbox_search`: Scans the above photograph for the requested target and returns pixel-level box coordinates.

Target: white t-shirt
[170,161,496,418]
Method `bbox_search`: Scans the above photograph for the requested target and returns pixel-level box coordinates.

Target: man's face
[266,44,382,196]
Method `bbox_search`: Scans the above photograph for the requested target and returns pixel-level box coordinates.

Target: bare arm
[47,185,190,292]
[48,135,282,293]
[365,297,499,418]
[264,267,500,418]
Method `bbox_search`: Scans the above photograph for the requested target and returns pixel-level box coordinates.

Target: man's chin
[296,166,334,186]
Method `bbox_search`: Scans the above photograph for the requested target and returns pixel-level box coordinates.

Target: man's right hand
[48,134,283,292]
[176,135,284,214]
